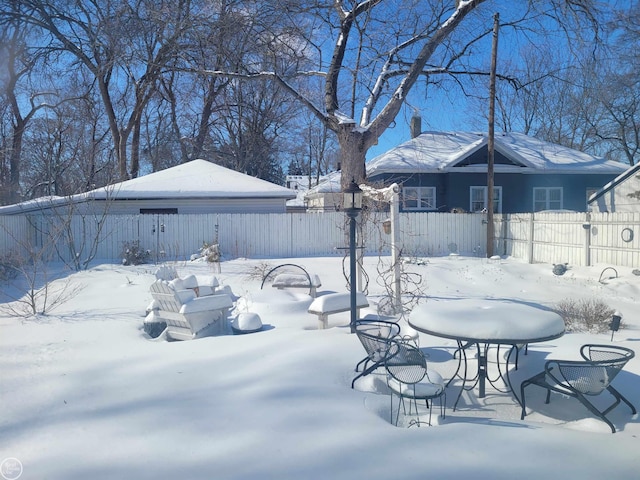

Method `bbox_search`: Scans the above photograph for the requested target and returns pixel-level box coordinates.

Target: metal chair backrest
[385,340,428,386]
[548,344,634,396]
[354,320,401,364]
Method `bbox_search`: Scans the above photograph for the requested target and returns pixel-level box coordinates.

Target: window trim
[469,186,502,213]
[402,186,437,211]
[533,187,563,212]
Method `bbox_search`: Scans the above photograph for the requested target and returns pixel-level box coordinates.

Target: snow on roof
[0,160,296,214]
[588,162,640,203]
[304,171,342,198]
[367,131,627,176]
[0,196,70,215]
[92,159,296,200]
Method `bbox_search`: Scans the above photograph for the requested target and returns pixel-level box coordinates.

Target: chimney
[410,115,422,138]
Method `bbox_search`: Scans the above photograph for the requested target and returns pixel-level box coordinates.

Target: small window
[140,208,178,214]
[469,186,502,213]
[402,187,436,211]
[533,187,563,211]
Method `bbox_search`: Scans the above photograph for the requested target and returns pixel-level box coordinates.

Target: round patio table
[408,298,565,409]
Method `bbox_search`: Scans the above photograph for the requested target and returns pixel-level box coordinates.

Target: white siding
[0,215,30,257]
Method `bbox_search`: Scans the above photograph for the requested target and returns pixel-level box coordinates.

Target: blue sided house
[366,131,627,213]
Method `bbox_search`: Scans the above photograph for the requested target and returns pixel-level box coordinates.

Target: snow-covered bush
[191,242,221,263]
[121,240,151,266]
[554,298,617,333]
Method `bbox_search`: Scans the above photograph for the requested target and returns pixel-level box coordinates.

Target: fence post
[527,213,534,264]
[583,212,591,267]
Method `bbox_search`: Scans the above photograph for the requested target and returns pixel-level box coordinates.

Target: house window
[533,187,563,211]
[402,186,436,210]
[469,186,502,213]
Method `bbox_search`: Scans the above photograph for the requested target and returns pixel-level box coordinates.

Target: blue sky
[366,93,476,160]
[364,0,633,160]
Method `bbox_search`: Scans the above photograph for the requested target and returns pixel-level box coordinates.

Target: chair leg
[573,392,617,433]
[607,385,637,415]
[390,392,395,425]
[351,360,383,388]
[441,392,446,419]
[355,356,369,373]
[520,380,529,420]
[389,391,403,426]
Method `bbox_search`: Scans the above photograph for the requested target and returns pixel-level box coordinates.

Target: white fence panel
[532,213,586,265]
[589,212,640,268]
[9,210,640,269]
[496,213,586,266]
[494,213,530,259]
[77,212,486,263]
[300,212,352,256]
[0,215,30,257]
[494,212,640,268]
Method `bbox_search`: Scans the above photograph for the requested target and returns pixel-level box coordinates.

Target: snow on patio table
[410,298,565,343]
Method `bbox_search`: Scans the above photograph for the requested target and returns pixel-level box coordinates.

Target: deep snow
[1,254,639,479]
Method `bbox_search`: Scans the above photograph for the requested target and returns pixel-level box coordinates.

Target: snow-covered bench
[261,263,321,298]
[272,273,322,297]
[308,292,369,329]
[148,280,233,340]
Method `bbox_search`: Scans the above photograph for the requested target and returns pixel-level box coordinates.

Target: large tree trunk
[8,120,24,204]
[337,125,367,191]
[130,119,141,179]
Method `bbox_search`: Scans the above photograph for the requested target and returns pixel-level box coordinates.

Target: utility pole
[487,12,499,257]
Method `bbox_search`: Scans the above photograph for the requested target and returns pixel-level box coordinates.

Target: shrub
[554,298,617,333]
[245,262,274,281]
[197,242,221,263]
[0,251,20,281]
[121,240,151,266]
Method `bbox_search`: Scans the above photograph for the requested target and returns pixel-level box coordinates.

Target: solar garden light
[610,312,622,341]
[343,178,363,333]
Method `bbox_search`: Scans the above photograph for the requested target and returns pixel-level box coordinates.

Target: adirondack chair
[154,265,220,296]
[149,280,233,341]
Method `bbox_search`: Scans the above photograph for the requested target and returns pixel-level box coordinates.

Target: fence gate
[138,213,173,263]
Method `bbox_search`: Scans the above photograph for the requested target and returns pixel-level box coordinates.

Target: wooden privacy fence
[0,212,487,264]
[2,211,640,268]
[494,212,640,268]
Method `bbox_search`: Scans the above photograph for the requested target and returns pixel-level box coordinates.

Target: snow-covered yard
[1,255,639,479]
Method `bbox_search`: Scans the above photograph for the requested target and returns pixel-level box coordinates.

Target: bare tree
[286,109,339,184]
[2,0,195,180]
[597,72,640,166]
[212,75,295,184]
[0,13,54,204]
[0,218,83,316]
[191,1,604,190]
[1,0,607,199]
[593,6,640,166]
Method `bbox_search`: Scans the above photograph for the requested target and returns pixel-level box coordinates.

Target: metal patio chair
[352,320,401,388]
[520,344,636,433]
[385,340,446,427]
